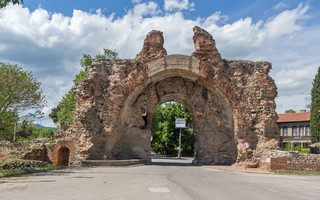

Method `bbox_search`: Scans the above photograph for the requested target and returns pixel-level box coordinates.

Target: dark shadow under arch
[57,147,70,166]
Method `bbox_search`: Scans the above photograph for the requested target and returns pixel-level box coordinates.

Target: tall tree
[0,62,46,141]
[49,49,118,124]
[0,0,23,8]
[311,66,320,143]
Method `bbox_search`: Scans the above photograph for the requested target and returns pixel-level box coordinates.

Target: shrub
[294,145,302,152]
[301,148,310,153]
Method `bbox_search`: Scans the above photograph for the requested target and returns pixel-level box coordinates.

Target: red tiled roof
[277,111,310,123]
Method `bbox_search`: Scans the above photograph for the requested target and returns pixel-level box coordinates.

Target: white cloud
[264,3,309,38]
[132,2,160,16]
[274,1,289,10]
[164,0,194,12]
[132,0,141,3]
[273,64,318,95]
[0,3,319,126]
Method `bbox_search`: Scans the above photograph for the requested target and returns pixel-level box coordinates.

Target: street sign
[243,142,250,149]
[175,118,187,129]
[175,118,187,159]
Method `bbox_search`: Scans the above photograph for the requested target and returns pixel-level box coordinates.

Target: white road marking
[148,187,171,193]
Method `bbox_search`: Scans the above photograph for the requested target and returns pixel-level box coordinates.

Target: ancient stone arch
[55,26,278,165]
[51,141,76,166]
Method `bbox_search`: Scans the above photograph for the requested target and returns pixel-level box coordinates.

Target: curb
[81,159,150,167]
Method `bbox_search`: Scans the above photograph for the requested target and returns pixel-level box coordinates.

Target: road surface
[0,158,319,200]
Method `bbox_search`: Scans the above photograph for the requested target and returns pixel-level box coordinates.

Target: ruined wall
[0,141,51,162]
[54,26,278,165]
[260,150,320,171]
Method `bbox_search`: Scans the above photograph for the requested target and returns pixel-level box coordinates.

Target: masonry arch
[52,141,76,166]
[57,147,70,166]
[58,27,278,166]
[118,58,237,165]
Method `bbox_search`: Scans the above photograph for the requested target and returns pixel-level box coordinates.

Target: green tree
[16,120,34,139]
[311,66,320,143]
[285,109,296,113]
[151,102,195,156]
[0,0,23,8]
[15,119,55,141]
[0,110,17,141]
[49,49,118,124]
[0,63,46,141]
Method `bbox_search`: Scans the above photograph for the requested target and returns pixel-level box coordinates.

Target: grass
[0,158,67,178]
[272,169,320,176]
[0,165,67,178]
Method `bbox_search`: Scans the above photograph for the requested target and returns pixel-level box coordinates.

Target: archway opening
[151,102,195,159]
[57,147,70,166]
[119,69,237,165]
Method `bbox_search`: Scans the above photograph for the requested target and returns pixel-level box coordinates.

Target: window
[299,126,304,136]
[279,127,282,136]
[292,126,297,136]
[306,126,310,136]
[283,127,288,136]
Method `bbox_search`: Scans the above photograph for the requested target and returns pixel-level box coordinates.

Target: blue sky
[1,0,320,126]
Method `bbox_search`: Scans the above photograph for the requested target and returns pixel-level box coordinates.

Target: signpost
[175,118,187,159]
[243,142,250,170]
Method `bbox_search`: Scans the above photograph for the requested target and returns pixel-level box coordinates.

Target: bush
[301,148,310,153]
[284,142,291,151]
[294,145,302,152]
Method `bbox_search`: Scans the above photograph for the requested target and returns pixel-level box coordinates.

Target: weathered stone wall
[54,26,278,165]
[0,141,50,162]
[260,150,320,171]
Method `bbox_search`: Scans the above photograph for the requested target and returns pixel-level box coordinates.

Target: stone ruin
[53,26,279,166]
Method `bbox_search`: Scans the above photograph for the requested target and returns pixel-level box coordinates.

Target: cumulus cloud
[0,2,319,125]
[164,0,194,12]
[265,3,309,38]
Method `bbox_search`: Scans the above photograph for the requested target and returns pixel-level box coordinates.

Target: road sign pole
[243,142,249,171]
[178,128,182,159]
[245,149,247,170]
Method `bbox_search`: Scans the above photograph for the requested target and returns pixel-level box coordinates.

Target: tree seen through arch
[151,102,195,157]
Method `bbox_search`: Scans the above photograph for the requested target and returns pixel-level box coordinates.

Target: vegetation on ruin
[311,66,320,143]
[49,49,118,124]
[0,158,66,178]
[151,102,195,156]
[0,0,23,8]
[0,63,46,141]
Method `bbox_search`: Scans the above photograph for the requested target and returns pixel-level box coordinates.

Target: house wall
[278,121,311,148]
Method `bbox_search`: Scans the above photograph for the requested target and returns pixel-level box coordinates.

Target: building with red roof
[278,110,311,149]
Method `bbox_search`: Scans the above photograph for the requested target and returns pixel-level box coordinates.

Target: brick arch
[119,73,236,165]
[52,141,76,166]
[56,26,278,165]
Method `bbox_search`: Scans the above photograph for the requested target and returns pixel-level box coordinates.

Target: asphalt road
[0,158,319,200]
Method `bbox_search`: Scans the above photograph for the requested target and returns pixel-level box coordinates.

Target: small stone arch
[52,141,76,166]
[57,147,70,166]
